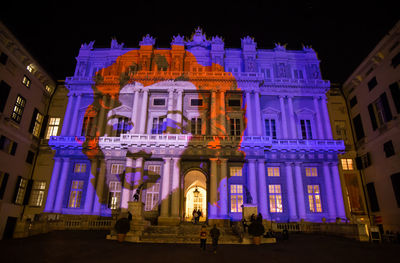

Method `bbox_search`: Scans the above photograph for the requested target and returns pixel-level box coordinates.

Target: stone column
[166,89,174,133]
[279,96,288,139]
[211,91,217,135]
[245,91,253,136]
[294,162,306,220]
[254,91,263,136]
[92,160,106,215]
[53,158,70,213]
[60,95,75,136]
[84,161,98,214]
[330,162,346,219]
[287,96,297,139]
[218,158,228,218]
[68,93,82,135]
[160,158,171,217]
[121,157,134,209]
[133,157,144,195]
[219,91,226,135]
[257,159,269,220]
[130,89,140,134]
[105,95,116,136]
[44,157,62,212]
[321,97,333,139]
[96,95,108,136]
[139,89,149,134]
[209,158,218,218]
[247,159,258,204]
[323,162,336,220]
[176,89,183,133]
[313,96,324,139]
[171,158,180,217]
[285,162,297,221]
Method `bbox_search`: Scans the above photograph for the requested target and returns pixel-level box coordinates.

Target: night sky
[1,1,399,84]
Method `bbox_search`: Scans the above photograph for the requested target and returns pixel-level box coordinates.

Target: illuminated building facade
[43,28,345,225]
[343,21,400,232]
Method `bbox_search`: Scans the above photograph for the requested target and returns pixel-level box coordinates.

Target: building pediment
[261,107,280,115]
[295,107,315,116]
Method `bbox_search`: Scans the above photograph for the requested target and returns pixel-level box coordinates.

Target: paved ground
[0,231,398,263]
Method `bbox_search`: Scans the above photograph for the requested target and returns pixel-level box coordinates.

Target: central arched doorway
[184,170,207,222]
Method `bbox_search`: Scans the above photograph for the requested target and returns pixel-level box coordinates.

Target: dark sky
[1,1,399,84]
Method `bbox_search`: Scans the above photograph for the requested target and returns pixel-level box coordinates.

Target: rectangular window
[111,164,124,175]
[334,120,348,142]
[355,152,372,170]
[368,77,377,91]
[151,117,164,134]
[14,177,28,205]
[389,82,400,114]
[108,181,121,209]
[116,117,129,137]
[349,96,358,108]
[0,80,11,113]
[341,159,354,170]
[29,181,46,207]
[265,119,277,139]
[74,163,86,173]
[293,69,304,79]
[0,52,8,65]
[45,117,61,139]
[267,167,280,177]
[383,140,395,158]
[81,116,95,136]
[260,68,271,78]
[368,92,393,130]
[230,118,241,136]
[366,182,380,212]
[22,75,31,88]
[68,180,84,208]
[11,95,26,123]
[230,167,242,177]
[305,167,318,177]
[26,150,35,164]
[0,172,10,199]
[144,183,160,211]
[353,114,365,141]
[26,64,34,73]
[308,185,322,212]
[190,118,202,135]
[153,98,166,106]
[228,99,241,107]
[29,109,44,137]
[391,52,400,68]
[268,184,283,213]
[300,119,312,139]
[230,184,243,213]
[390,173,400,207]
[0,135,18,156]
[45,85,53,94]
[190,99,203,106]
[148,165,161,175]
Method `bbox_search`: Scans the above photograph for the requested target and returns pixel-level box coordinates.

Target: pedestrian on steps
[210,224,220,254]
[200,225,207,251]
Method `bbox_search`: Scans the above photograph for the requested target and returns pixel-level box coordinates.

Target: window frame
[11,95,26,124]
[268,184,283,213]
[29,181,46,207]
[45,117,61,139]
[307,184,322,213]
[230,184,244,213]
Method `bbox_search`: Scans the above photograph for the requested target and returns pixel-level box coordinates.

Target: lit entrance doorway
[184,170,207,222]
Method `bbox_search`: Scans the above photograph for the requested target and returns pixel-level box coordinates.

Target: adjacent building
[0,21,56,239]
[41,28,346,226]
[343,21,400,232]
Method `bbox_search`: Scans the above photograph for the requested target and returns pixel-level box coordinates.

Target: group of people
[192,209,203,224]
[241,213,263,233]
[199,224,220,254]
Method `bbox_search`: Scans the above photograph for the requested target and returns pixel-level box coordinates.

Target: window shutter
[23,179,33,205]
[13,176,22,203]
[389,82,400,114]
[0,81,11,113]
[355,156,363,170]
[367,104,378,130]
[0,173,9,199]
[10,142,17,156]
[366,182,380,212]
[380,92,392,121]
[28,109,39,134]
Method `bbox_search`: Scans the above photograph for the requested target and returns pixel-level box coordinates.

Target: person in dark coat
[199,225,207,251]
[210,224,220,254]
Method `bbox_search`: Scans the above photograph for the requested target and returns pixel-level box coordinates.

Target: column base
[157,216,181,226]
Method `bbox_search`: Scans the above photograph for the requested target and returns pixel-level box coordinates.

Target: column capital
[285,161,294,166]
[287,95,294,99]
[248,159,257,163]
[209,157,218,162]
[257,159,266,164]
[219,158,228,163]
[176,88,183,94]
[313,95,322,100]
[279,95,286,99]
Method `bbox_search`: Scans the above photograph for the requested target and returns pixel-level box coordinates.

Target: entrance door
[3,217,17,239]
[184,170,207,222]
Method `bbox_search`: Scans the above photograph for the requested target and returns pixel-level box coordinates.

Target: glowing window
[32,111,44,138]
[341,159,354,170]
[230,184,243,213]
[45,117,60,139]
[68,180,84,208]
[308,185,322,213]
[305,167,318,177]
[108,181,121,209]
[74,163,86,173]
[29,181,46,207]
[144,183,160,211]
[230,167,242,177]
[11,95,26,123]
[268,184,283,213]
[22,75,31,88]
[267,167,280,177]
[111,164,124,175]
[148,165,161,175]
[14,177,28,205]
[45,85,53,94]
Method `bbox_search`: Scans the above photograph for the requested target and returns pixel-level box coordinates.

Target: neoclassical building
[43,28,345,225]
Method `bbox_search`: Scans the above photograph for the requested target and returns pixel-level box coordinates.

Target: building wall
[41,29,346,225]
[0,22,55,239]
[343,21,400,232]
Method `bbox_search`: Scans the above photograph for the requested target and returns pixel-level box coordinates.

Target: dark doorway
[3,216,17,239]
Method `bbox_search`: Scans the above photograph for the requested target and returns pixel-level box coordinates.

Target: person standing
[200,225,207,251]
[210,224,220,254]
